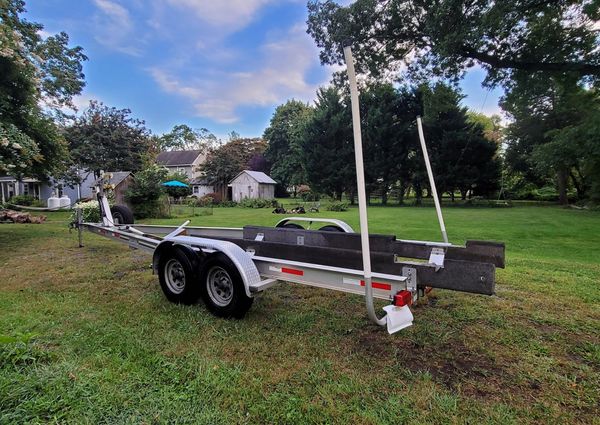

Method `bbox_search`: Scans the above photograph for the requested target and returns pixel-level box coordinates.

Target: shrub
[217,200,238,208]
[300,190,320,202]
[204,192,222,204]
[186,195,214,208]
[9,195,37,206]
[326,201,349,212]
[126,165,168,218]
[238,198,278,208]
[71,200,101,223]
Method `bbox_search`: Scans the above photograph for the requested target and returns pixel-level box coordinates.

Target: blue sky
[27,0,503,139]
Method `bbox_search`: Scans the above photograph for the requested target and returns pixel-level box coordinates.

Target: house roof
[156,150,202,166]
[230,170,277,185]
[94,171,132,187]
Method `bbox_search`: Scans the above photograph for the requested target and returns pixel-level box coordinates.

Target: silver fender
[156,235,261,298]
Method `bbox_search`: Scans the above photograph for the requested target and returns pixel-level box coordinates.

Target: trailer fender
[152,241,204,275]
[161,235,262,298]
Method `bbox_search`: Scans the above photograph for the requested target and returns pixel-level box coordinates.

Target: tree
[201,138,267,198]
[502,72,597,204]
[467,112,503,145]
[65,101,152,178]
[299,87,356,200]
[125,164,168,218]
[420,83,501,201]
[307,0,600,84]
[263,100,313,196]
[0,0,87,178]
[158,124,217,152]
[360,83,421,204]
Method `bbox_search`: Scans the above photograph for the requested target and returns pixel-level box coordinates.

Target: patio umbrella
[162,180,189,187]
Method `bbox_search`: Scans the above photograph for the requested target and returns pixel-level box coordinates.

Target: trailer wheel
[319,225,344,232]
[158,247,201,305]
[200,253,253,319]
[278,223,304,229]
[111,205,134,224]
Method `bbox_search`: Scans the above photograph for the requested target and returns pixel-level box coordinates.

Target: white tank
[47,193,60,209]
[59,194,71,208]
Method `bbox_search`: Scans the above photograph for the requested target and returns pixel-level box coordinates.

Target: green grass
[1,205,598,424]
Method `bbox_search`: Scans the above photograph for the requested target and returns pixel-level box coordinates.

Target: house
[0,170,96,204]
[156,150,206,180]
[190,177,214,198]
[93,171,134,207]
[229,170,277,202]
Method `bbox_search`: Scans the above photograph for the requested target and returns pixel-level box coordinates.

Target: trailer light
[393,290,413,307]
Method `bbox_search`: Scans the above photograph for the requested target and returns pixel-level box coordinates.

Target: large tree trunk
[414,183,422,206]
[398,182,405,205]
[461,189,467,200]
[557,169,568,205]
[569,170,585,200]
[381,187,388,205]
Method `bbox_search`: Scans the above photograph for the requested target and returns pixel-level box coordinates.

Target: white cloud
[165,0,272,31]
[149,25,326,123]
[92,0,141,55]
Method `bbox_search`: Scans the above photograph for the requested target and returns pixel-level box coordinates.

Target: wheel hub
[207,266,234,306]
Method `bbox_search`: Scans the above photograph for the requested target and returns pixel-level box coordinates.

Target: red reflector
[281,267,303,276]
[393,290,413,307]
[360,280,392,291]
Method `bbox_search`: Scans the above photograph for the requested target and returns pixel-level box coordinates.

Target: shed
[190,177,214,198]
[93,171,134,206]
[229,171,276,202]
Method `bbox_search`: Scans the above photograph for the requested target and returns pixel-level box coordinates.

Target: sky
[27,0,504,139]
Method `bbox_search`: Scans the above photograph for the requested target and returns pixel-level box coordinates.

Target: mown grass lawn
[1,205,598,424]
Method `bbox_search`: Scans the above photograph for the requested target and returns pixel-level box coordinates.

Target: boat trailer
[74,46,505,334]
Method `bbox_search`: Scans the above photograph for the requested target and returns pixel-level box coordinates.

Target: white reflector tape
[344,277,392,291]
[269,266,304,276]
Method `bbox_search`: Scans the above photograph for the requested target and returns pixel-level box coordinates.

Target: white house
[1,170,96,204]
[156,150,206,180]
[190,177,214,198]
[229,170,276,202]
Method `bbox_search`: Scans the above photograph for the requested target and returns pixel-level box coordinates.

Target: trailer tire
[111,205,134,224]
[319,225,344,232]
[279,223,304,229]
[158,246,201,305]
[200,253,253,319]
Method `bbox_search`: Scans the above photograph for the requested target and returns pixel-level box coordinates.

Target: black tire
[157,247,201,305]
[111,205,134,224]
[277,222,304,229]
[199,253,253,319]
[319,225,344,232]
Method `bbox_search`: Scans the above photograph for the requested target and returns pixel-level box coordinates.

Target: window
[193,186,199,194]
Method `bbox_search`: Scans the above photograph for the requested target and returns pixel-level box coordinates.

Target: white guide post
[343,45,386,327]
[416,116,449,244]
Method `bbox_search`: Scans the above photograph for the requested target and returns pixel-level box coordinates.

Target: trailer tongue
[75,46,505,334]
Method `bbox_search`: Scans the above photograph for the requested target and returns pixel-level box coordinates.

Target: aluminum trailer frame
[79,216,504,334]
[75,45,505,333]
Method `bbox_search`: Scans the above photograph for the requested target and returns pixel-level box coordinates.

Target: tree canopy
[158,124,217,152]
[65,101,152,178]
[307,0,600,85]
[263,100,313,194]
[201,138,267,197]
[0,0,87,179]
